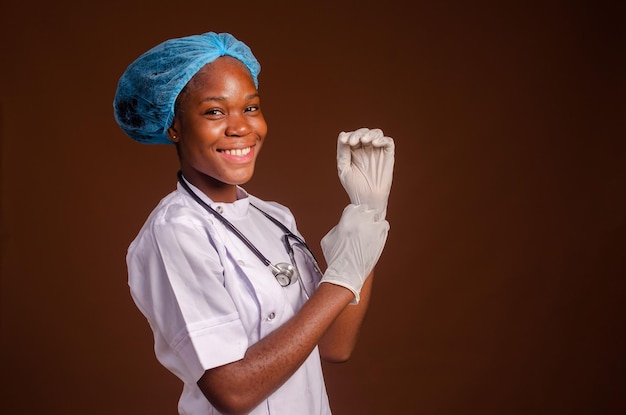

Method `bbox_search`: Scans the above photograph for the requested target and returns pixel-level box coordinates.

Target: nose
[225,113,252,137]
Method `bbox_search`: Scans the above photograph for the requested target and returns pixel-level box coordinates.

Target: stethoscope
[177,171,320,294]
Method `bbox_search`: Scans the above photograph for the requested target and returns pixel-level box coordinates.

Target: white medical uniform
[126,180,331,415]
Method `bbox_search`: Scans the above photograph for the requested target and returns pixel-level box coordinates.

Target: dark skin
[167,57,375,414]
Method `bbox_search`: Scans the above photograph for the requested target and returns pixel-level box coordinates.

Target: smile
[219,147,252,157]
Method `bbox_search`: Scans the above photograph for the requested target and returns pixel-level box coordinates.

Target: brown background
[1,1,625,414]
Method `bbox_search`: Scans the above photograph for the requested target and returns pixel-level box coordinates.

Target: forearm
[197,282,354,414]
[318,270,374,362]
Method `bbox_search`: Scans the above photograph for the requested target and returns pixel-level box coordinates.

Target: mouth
[218,146,252,157]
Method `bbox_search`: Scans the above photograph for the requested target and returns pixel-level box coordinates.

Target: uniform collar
[176,178,250,220]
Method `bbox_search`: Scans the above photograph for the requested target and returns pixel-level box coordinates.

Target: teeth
[223,147,251,157]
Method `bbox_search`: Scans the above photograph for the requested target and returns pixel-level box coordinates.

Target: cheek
[177,125,221,161]
[254,117,268,138]
[182,121,222,142]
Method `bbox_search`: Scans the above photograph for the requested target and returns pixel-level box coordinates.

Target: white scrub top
[126,180,331,415]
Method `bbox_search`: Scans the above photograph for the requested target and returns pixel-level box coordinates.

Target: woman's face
[169,56,267,202]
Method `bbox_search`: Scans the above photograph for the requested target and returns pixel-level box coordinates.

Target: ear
[167,119,181,143]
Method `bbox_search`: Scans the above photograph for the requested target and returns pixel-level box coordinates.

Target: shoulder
[130,189,216,248]
[150,190,214,227]
[248,195,297,226]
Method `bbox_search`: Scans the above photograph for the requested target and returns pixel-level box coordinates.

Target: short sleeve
[127,204,248,381]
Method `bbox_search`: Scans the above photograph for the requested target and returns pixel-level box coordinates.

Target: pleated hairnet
[113,32,260,144]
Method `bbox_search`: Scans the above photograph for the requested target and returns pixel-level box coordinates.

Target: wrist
[318,280,361,304]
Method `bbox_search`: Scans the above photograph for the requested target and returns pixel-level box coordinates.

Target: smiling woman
[167,57,268,202]
[112,31,395,415]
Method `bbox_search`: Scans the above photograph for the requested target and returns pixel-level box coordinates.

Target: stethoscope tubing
[176,171,319,273]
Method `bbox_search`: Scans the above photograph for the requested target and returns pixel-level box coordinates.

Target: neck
[179,168,238,203]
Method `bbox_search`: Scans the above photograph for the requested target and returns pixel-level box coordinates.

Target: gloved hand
[320,204,389,304]
[337,128,395,221]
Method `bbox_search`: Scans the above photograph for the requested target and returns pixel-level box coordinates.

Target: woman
[114,32,394,415]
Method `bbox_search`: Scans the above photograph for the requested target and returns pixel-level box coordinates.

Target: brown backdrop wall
[1,1,624,414]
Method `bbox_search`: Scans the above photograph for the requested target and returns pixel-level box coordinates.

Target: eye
[204,108,224,116]
[245,105,260,113]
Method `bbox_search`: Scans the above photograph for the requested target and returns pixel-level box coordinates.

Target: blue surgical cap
[113,32,260,145]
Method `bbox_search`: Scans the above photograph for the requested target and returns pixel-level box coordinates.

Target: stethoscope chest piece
[271,263,298,287]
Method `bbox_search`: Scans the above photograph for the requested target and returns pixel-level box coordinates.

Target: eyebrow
[201,93,260,103]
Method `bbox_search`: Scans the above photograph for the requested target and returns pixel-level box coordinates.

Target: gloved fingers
[335,128,395,218]
[337,130,352,145]
[351,128,383,147]
[371,135,395,154]
[338,128,367,146]
[339,128,384,148]
[337,130,357,173]
[337,128,386,171]
[339,136,394,179]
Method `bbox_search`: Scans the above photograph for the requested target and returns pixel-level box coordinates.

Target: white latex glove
[320,204,389,304]
[337,128,395,221]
